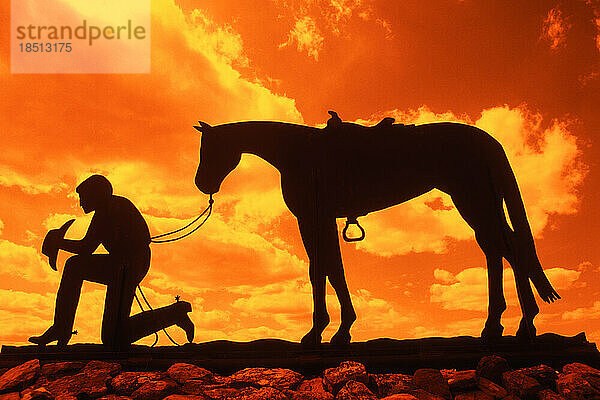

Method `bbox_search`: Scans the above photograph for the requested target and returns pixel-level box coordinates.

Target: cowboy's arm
[57,217,101,255]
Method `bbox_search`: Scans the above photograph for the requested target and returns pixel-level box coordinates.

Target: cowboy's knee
[63,256,85,277]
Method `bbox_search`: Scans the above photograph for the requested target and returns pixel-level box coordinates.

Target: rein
[135,194,214,347]
[150,194,214,243]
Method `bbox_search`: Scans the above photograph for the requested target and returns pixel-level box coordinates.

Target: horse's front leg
[298,217,330,346]
[324,219,356,345]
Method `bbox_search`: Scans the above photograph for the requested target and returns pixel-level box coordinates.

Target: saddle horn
[327,111,342,128]
[194,121,212,133]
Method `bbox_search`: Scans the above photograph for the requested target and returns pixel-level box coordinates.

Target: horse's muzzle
[195,176,219,195]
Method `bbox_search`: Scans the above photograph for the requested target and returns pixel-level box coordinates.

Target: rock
[41,362,85,381]
[562,363,600,392]
[477,377,508,398]
[30,376,49,391]
[0,359,40,393]
[582,375,600,393]
[230,386,287,399]
[556,373,599,400]
[130,379,179,400]
[83,361,121,376]
[440,370,457,381]
[0,393,20,400]
[477,356,509,385]
[448,370,477,392]
[503,370,543,399]
[516,366,558,389]
[562,363,600,376]
[167,363,213,384]
[202,387,243,399]
[372,373,416,397]
[412,389,448,400]
[110,371,165,395]
[413,369,451,399]
[293,377,334,399]
[230,367,303,391]
[538,389,565,400]
[454,391,495,400]
[181,381,220,395]
[164,396,207,400]
[323,361,368,394]
[503,396,521,400]
[212,375,234,386]
[98,396,133,400]
[381,395,419,400]
[291,390,334,400]
[46,361,118,399]
[336,380,377,400]
[21,387,54,400]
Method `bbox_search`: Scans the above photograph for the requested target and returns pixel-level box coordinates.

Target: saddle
[324,111,403,242]
[326,110,397,130]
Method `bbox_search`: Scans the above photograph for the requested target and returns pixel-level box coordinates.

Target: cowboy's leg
[127,301,194,344]
[54,254,116,340]
[101,248,150,349]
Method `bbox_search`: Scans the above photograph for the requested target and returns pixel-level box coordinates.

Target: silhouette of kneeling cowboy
[29,175,194,349]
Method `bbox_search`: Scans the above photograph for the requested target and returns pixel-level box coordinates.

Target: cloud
[541,6,571,50]
[144,211,307,288]
[279,16,325,60]
[433,268,457,284]
[229,279,416,341]
[274,0,389,56]
[562,301,600,321]
[0,239,58,283]
[350,105,586,257]
[0,165,68,195]
[430,266,581,312]
[596,17,600,53]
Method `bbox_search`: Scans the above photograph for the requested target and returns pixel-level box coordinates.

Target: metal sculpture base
[1,333,597,375]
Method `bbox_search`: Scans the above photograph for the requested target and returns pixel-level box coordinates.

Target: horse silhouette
[194,111,560,345]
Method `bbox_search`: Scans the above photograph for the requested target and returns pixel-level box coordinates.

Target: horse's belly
[329,174,435,217]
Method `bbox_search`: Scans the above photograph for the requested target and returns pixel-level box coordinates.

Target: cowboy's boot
[128,300,195,344]
[29,325,72,348]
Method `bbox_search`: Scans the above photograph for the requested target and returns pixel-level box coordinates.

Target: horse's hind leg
[450,188,507,341]
[502,222,539,342]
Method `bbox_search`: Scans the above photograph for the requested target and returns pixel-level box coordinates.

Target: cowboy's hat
[41,219,74,271]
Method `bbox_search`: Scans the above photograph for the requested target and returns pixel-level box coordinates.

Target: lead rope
[135,195,214,346]
[150,194,214,243]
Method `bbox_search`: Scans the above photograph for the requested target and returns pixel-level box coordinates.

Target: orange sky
[0,0,599,346]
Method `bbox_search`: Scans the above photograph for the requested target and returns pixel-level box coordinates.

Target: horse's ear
[194,121,212,133]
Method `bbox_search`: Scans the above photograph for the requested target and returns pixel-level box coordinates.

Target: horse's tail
[491,144,560,303]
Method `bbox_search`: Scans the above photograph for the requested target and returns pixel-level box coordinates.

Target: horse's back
[310,122,502,218]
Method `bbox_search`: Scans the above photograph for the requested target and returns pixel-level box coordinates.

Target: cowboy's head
[76,175,113,213]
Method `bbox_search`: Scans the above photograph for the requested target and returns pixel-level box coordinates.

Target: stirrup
[342,217,366,242]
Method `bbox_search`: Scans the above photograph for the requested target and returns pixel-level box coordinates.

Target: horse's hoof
[516,320,536,343]
[301,330,322,347]
[480,322,504,343]
[330,331,351,346]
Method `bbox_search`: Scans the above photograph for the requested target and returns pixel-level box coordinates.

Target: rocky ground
[0,356,598,400]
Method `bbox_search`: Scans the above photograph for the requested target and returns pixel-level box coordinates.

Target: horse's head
[194,121,242,194]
